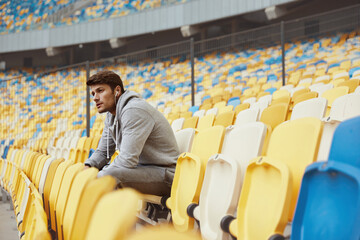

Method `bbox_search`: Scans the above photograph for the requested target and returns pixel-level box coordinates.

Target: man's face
[90,84,116,114]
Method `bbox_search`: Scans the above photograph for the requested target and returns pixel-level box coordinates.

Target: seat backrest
[181,116,198,129]
[168,126,225,232]
[214,101,226,109]
[197,114,215,131]
[214,111,235,128]
[84,189,141,240]
[43,158,64,217]
[310,83,333,96]
[329,93,360,121]
[197,123,267,240]
[90,135,102,149]
[38,156,56,195]
[171,118,185,132]
[55,163,84,240]
[337,78,359,93]
[206,107,218,116]
[260,103,288,131]
[34,155,51,189]
[76,137,87,149]
[48,160,73,231]
[321,86,349,107]
[63,168,98,240]
[193,109,206,118]
[328,116,360,167]
[293,91,318,106]
[291,97,328,120]
[291,160,360,240]
[266,117,323,220]
[251,100,269,116]
[243,97,256,105]
[174,128,196,153]
[69,176,116,240]
[272,89,290,100]
[218,105,234,115]
[234,156,292,239]
[234,103,250,115]
[234,107,259,126]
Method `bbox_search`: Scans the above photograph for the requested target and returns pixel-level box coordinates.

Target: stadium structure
[1,0,360,239]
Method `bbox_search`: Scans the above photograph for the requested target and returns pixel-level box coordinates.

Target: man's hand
[84,165,90,170]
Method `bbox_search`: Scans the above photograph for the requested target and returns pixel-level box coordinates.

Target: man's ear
[115,86,121,97]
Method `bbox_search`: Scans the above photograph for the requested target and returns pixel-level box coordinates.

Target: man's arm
[84,117,116,169]
[101,108,155,172]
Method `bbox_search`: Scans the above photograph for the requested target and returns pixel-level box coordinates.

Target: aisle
[0,196,18,240]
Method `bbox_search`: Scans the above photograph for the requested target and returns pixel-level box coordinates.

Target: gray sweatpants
[97,163,175,196]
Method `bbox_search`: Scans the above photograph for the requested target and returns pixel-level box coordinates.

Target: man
[84,70,180,196]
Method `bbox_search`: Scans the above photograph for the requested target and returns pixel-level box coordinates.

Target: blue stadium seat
[289,116,360,240]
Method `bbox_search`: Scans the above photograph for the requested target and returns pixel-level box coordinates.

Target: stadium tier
[1,3,360,240]
[0,0,189,34]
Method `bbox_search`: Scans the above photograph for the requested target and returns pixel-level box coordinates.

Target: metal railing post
[190,38,195,106]
[281,21,286,86]
[86,61,91,137]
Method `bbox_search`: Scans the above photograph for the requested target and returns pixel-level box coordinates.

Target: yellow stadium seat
[260,103,289,131]
[166,126,225,232]
[337,79,359,93]
[84,188,141,240]
[226,157,291,239]
[43,158,64,218]
[183,116,199,129]
[48,160,73,231]
[62,167,99,240]
[69,176,117,240]
[321,86,349,116]
[214,111,235,128]
[293,91,318,106]
[55,163,84,240]
[197,114,215,131]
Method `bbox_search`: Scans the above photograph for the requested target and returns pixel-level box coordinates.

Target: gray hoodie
[85,90,180,170]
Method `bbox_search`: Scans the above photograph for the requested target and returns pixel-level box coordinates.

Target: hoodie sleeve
[84,115,116,169]
[107,108,154,169]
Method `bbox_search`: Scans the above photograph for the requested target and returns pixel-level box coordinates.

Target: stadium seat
[234,103,250,115]
[321,86,349,116]
[286,116,360,240]
[48,160,74,231]
[84,188,141,240]
[222,117,323,239]
[182,116,199,129]
[317,93,360,161]
[62,167,99,240]
[291,98,328,120]
[55,163,84,240]
[69,176,117,240]
[174,128,196,153]
[196,114,215,131]
[214,111,235,128]
[171,118,185,132]
[188,122,267,240]
[166,126,225,232]
[234,107,259,126]
[293,91,318,106]
[260,103,289,131]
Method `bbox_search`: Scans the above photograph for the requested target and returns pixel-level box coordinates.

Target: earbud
[115,91,119,97]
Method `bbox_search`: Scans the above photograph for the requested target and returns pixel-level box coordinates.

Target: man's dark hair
[87,70,125,93]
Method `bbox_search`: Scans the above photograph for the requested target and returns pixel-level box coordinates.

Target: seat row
[163,115,360,240]
[0,149,202,239]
